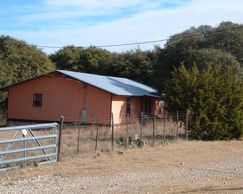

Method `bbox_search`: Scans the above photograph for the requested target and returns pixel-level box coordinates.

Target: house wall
[151,98,157,115]
[111,96,126,125]
[8,75,111,123]
[111,96,142,125]
[86,85,111,123]
[131,97,141,118]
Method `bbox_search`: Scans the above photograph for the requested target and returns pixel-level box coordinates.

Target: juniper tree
[167,63,243,140]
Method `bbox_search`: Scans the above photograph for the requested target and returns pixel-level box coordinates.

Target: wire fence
[59,111,190,158]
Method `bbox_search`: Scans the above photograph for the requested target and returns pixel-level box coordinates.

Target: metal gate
[0,123,58,170]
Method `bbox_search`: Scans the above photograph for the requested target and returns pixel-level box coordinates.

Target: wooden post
[125,114,129,149]
[57,116,64,162]
[163,112,166,142]
[152,115,155,146]
[77,127,80,155]
[95,116,99,151]
[176,111,179,141]
[185,110,189,141]
[140,112,144,140]
[163,111,167,142]
[111,113,114,151]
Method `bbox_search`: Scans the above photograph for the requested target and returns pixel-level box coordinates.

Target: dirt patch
[0,141,242,193]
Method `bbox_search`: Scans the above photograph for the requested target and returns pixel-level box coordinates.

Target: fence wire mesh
[60,111,189,158]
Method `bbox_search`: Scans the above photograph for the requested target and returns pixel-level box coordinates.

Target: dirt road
[0,141,242,193]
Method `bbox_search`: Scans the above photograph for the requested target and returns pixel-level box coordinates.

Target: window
[33,93,43,107]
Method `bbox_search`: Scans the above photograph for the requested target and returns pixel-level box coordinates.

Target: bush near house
[167,63,243,140]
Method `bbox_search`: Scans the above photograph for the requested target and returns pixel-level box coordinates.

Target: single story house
[1,70,161,125]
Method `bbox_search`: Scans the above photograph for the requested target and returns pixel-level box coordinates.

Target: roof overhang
[144,94,161,98]
[0,70,161,98]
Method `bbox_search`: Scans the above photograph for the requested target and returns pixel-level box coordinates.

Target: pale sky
[1,0,243,53]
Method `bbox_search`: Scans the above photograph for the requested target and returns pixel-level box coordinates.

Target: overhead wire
[35,25,243,50]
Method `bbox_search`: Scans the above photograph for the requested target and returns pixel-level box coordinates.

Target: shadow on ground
[177,186,243,193]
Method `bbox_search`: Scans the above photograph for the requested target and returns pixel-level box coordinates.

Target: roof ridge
[57,69,128,80]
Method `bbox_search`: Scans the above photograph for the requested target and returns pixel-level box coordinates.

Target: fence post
[185,109,189,141]
[111,113,114,151]
[176,111,179,141]
[53,126,57,160]
[140,112,144,140]
[152,115,155,146]
[95,116,99,151]
[125,114,129,149]
[77,127,80,155]
[57,116,64,162]
[22,132,26,168]
[163,111,167,142]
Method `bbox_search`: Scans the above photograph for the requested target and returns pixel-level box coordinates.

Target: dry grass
[60,118,186,158]
[0,116,184,169]
[0,140,242,177]
[0,113,6,126]
[0,118,186,169]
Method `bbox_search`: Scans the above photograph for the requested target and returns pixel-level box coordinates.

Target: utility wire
[36,25,243,49]
[37,39,167,49]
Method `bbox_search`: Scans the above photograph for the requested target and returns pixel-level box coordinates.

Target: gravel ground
[0,154,242,194]
[0,141,243,194]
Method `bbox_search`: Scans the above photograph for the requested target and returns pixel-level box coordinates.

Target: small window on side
[33,93,43,107]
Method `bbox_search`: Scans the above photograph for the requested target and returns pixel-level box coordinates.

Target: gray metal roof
[58,70,158,97]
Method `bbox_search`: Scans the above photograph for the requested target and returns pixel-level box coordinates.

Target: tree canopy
[157,22,243,140]
[153,22,243,91]
[167,63,243,140]
[0,36,54,87]
[0,36,55,112]
[50,47,155,85]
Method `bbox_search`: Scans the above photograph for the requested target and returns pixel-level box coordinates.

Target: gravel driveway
[0,154,242,194]
[0,141,243,194]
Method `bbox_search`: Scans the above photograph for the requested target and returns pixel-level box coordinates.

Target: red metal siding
[85,85,111,123]
[8,75,111,122]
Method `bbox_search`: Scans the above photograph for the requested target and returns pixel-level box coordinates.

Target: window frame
[33,93,43,107]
